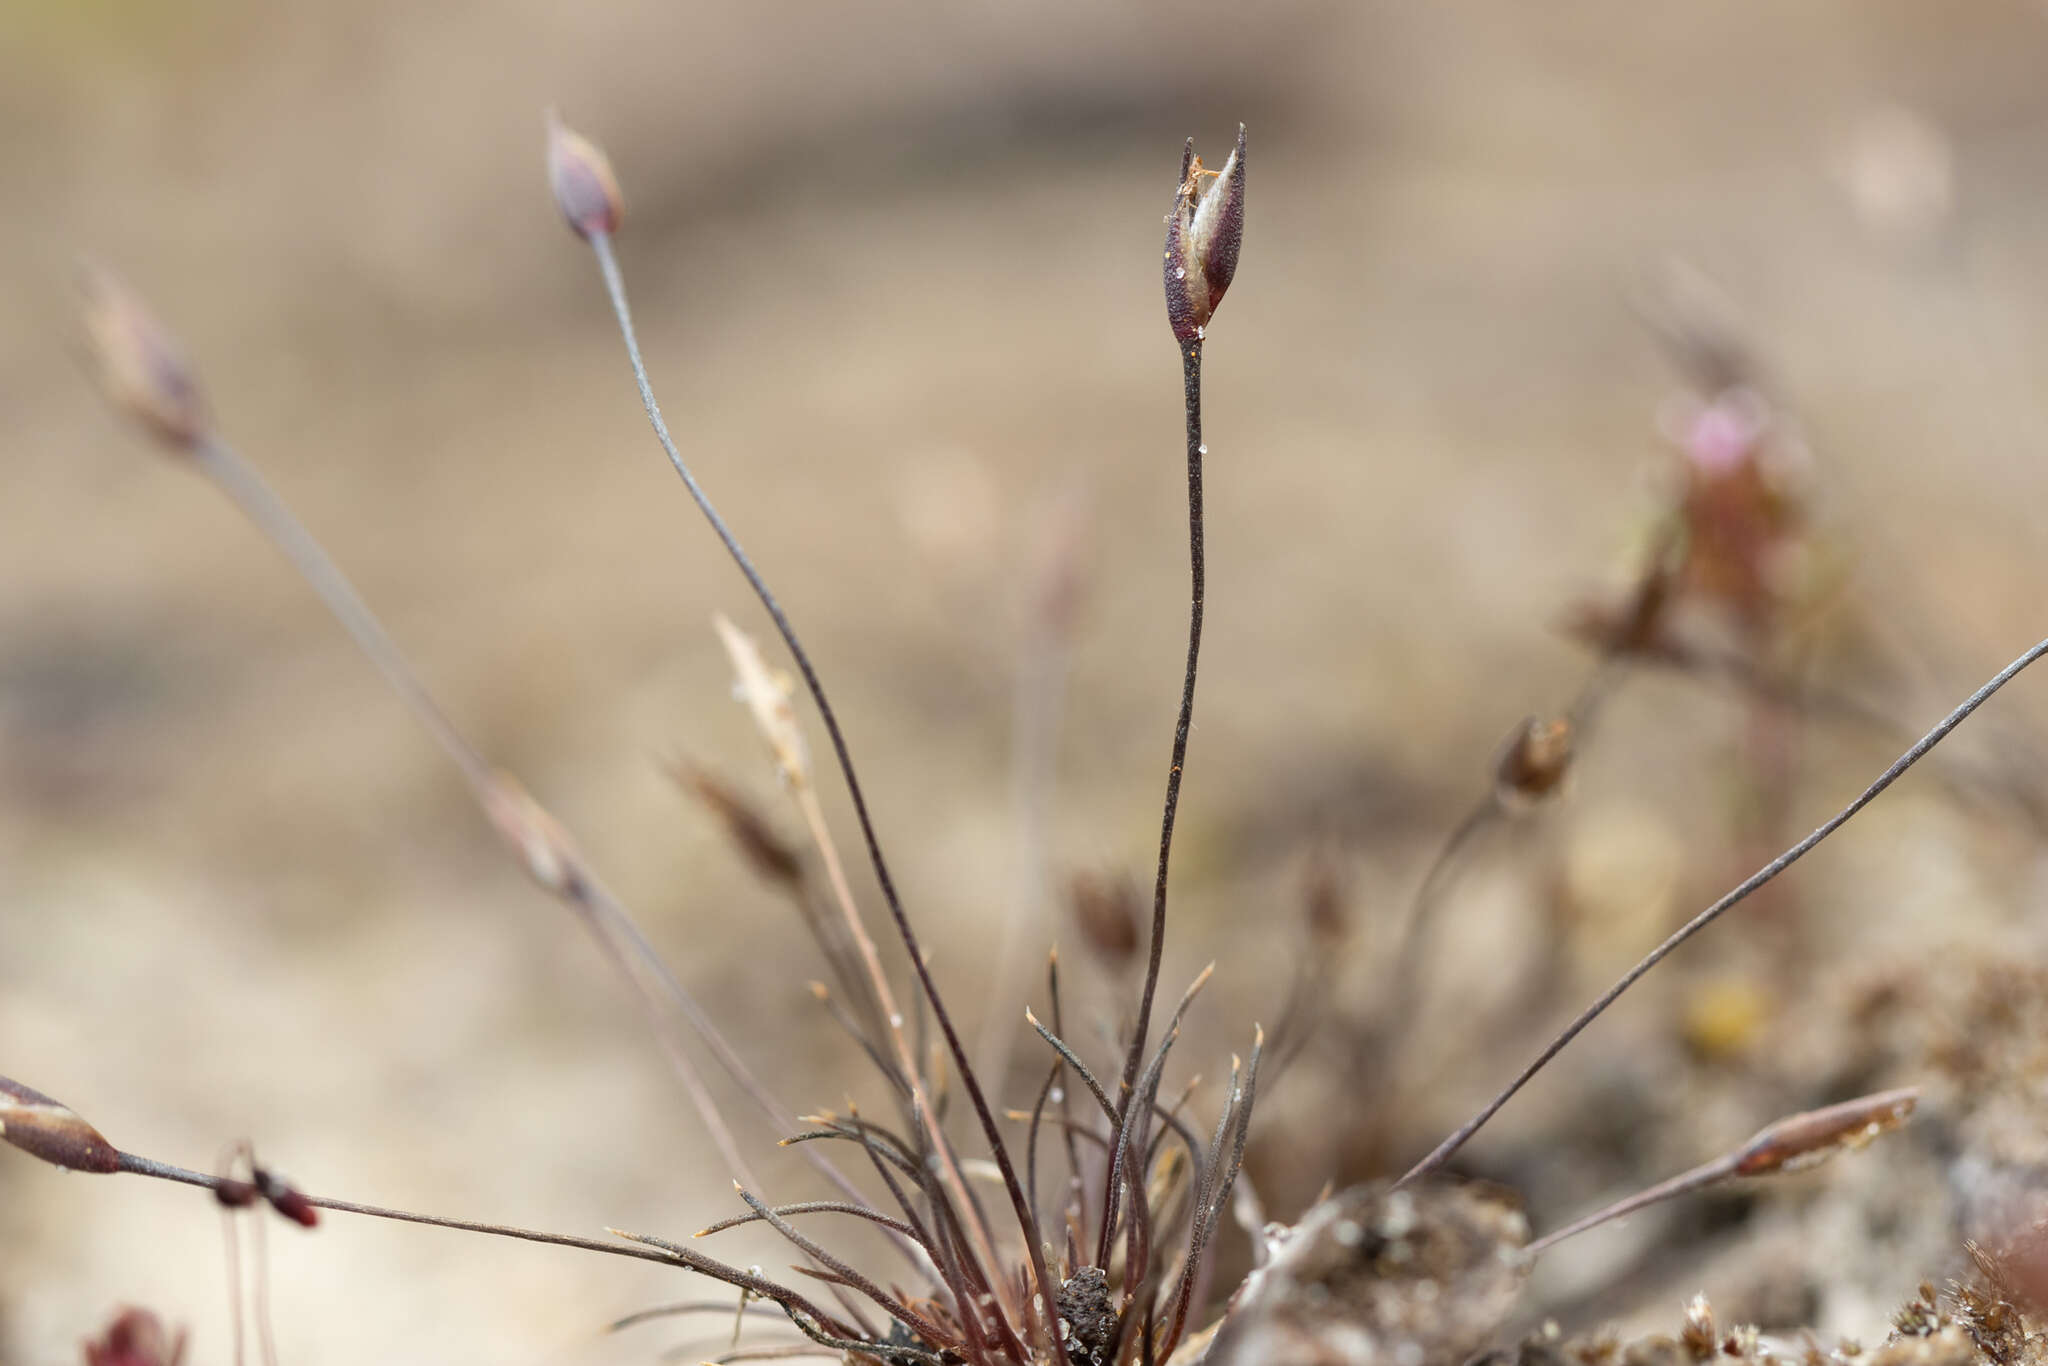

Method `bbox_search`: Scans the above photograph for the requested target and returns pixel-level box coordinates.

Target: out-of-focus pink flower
[81,1308,186,1366]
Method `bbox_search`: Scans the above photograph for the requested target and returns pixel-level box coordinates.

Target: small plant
[13,112,2048,1365]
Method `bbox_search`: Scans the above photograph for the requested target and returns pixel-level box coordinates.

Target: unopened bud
[481,771,587,900]
[82,1307,186,1366]
[1163,125,1246,346]
[714,614,810,789]
[254,1166,320,1228]
[0,1075,121,1174]
[1069,871,1140,966]
[1494,717,1574,807]
[546,110,623,241]
[77,264,210,452]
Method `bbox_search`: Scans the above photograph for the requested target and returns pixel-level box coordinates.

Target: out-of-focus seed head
[77,264,210,452]
[1069,870,1141,966]
[82,1307,187,1366]
[1559,531,1685,662]
[1300,846,1350,949]
[546,109,624,241]
[714,614,811,790]
[674,761,805,890]
[1494,717,1574,808]
[1164,125,1246,346]
[481,770,588,901]
[0,1075,121,1174]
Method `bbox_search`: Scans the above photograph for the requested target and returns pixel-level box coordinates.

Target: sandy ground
[7,2,2048,1362]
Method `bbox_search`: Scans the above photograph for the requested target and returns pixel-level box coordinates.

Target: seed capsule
[0,1075,122,1174]
[1163,126,1247,346]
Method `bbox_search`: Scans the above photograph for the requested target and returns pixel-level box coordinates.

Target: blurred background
[9,2,2048,1362]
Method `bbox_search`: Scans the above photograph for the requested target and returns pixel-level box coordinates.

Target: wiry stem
[1401,635,2048,1186]
[1112,339,1206,1226]
[189,438,755,1175]
[117,1151,703,1271]
[125,1152,864,1355]
[1382,797,1497,1036]
[187,434,908,1303]
[190,439,488,792]
[608,1302,787,1333]
[586,232,1061,1361]
[1523,1087,1917,1256]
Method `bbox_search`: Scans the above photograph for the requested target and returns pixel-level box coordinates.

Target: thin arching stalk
[584,230,1062,1360]
[786,785,1011,1343]
[186,433,913,1296]
[1381,796,1497,1037]
[1523,1087,1917,1257]
[190,439,487,792]
[788,784,915,1093]
[188,437,753,1182]
[1400,633,2048,1186]
[116,1151,778,1281]
[609,1302,788,1333]
[696,1200,922,1244]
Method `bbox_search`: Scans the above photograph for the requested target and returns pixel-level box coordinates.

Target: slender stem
[191,439,489,791]
[126,1148,879,1350]
[790,787,914,1084]
[190,437,756,1178]
[792,783,1005,1324]
[587,232,1062,1361]
[609,1302,787,1332]
[188,434,904,1320]
[1522,1153,1737,1258]
[1399,633,2048,1187]
[117,1151,686,1269]
[1099,966,1214,1268]
[1111,340,1205,1222]
[696,1200,921,1243]
[1382,797,1497,1036]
